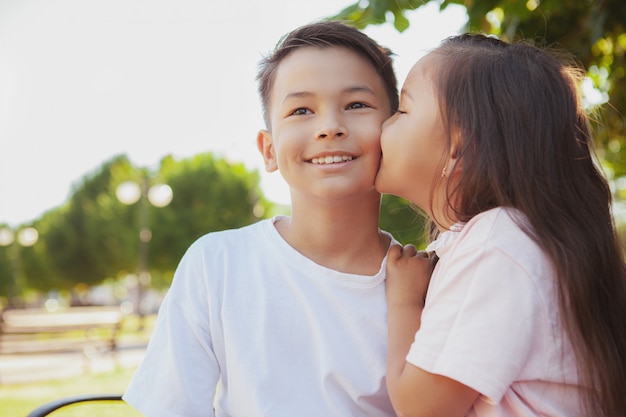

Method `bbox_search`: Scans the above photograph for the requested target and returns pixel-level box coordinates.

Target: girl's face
[375,53,450,222]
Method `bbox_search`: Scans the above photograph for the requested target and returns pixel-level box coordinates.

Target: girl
[375,34,626,417]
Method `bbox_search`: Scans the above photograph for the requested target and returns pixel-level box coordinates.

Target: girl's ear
[448,128,463,173]
[257,129,278,172]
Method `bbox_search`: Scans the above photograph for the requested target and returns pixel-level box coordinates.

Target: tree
[36,155,139,290]
[16,152,271,295]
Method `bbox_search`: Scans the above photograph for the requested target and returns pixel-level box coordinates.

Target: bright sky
[0,0,467,227]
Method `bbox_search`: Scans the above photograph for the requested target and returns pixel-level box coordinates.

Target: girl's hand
[386,244,437,308]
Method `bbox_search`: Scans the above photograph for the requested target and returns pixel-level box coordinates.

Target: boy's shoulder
[193,217,275,247]
[174,217,281,275]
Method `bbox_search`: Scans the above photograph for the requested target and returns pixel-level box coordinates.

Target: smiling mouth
[310,155,355,165]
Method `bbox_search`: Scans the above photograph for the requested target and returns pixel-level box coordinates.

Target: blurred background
[1,0,625,414]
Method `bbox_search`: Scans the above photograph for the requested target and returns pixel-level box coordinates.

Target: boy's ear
[257,129,278,172]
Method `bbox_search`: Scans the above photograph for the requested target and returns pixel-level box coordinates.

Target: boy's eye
[290,108,311,116]
[347,102,368,110]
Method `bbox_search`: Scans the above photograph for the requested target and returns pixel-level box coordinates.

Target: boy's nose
[316,115,347,140]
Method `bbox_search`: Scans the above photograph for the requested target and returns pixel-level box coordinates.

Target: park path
[0,340,146,385]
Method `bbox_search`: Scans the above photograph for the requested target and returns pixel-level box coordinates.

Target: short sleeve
[406,244,545,403]
[123,243,220,417]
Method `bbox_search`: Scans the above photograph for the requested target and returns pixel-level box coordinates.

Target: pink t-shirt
[407,207,582,416]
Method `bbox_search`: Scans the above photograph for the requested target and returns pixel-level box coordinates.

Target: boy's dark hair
[256,20,398,128]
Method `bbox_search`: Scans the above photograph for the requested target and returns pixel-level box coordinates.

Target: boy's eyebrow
[283,91,314,101]
[283,85,378,102]
[342,85,378,95]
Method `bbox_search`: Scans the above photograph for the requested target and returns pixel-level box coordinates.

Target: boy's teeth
[311,155,354,164]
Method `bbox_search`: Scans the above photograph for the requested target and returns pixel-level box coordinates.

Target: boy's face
[258,46,391,202]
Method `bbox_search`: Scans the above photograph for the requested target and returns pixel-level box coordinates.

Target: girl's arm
[386,244,478,417]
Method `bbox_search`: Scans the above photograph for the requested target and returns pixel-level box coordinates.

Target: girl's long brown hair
[431,34,626,417]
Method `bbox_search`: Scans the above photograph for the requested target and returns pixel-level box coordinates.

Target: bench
[0,306,124,358]
[26,394,126,417]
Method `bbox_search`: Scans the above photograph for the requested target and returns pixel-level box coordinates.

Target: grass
[1,368,143,416]
[0,314,155,416]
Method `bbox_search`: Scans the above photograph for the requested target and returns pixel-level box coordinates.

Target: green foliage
[37,155,138,290]
[380,194,427,248]
[4,153,270,298]
[333,0,426,32]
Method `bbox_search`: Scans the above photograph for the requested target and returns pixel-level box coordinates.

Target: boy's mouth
[310,155,355,165]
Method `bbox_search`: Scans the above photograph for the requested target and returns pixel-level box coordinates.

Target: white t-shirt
[124,217,397,417]
[407,207,581,417]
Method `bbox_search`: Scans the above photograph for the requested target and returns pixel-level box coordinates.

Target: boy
[123,20,399,416]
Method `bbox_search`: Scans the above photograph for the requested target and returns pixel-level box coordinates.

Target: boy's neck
[275,193,390,275]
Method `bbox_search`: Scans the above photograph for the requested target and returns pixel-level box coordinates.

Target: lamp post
[0,226,39,307]
[116,177,172,329]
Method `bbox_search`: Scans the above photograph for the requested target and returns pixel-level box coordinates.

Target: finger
[388,244,403,260]
[402,244,417,257]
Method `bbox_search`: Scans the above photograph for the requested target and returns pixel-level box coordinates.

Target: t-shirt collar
[425,222,464,257]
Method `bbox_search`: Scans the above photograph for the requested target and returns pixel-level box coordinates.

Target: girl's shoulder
[431,207,542,261]
[463,207,530,241]
[461,207,549,271]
